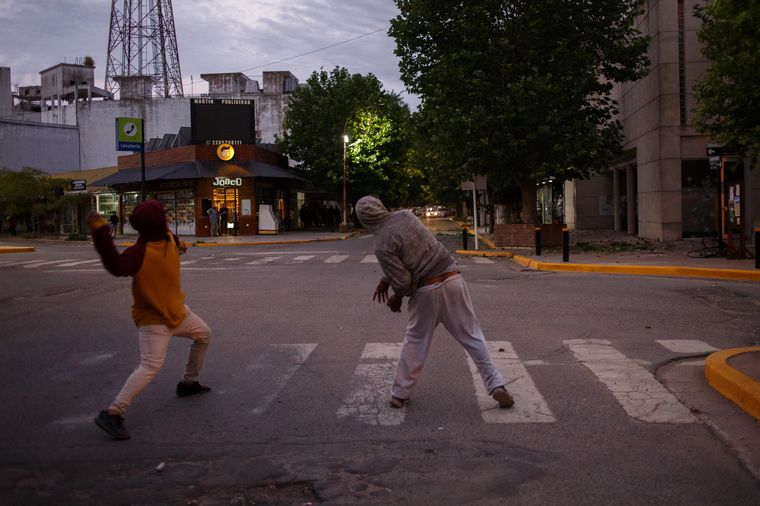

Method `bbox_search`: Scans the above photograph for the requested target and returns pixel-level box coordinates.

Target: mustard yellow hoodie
[88,200,187,328]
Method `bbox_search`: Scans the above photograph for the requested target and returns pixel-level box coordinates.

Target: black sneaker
[94,410,130,440]
[389,396,410,409]
[491,386,515,408]
[176,381,211,397]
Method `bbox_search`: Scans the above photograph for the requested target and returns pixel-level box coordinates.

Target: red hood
[129,200,167,242]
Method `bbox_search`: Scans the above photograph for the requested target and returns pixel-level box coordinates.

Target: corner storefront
[93,143,308,236]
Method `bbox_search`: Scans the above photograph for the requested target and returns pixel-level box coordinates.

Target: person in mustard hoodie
[88,200,212,440]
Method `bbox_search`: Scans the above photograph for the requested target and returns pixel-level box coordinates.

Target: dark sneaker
[389,396,410,409]
[491,387,515,408]
[94,410,130,440]
[176,381,211,397]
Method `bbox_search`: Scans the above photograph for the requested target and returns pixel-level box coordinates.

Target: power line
[239,27,387,73]
[182,27,388,89]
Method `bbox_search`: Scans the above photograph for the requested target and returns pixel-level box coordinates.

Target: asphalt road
[1,229,759,504]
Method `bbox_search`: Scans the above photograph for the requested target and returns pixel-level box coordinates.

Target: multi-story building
[565,0,758,245]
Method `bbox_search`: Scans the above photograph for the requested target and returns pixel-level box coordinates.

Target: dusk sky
[0,0,419,108]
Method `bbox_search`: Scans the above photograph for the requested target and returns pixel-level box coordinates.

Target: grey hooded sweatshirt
[355,196,456,297]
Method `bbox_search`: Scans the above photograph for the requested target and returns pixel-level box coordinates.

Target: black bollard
[755,229,759,269]
[462,227,469,250]
[562,228,570,262]
[534,227,542,256]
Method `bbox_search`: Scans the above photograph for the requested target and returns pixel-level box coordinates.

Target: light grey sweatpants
[109,307,211,415]
[392,274,505,399]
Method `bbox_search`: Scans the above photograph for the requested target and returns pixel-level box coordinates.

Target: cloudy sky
[0,0,419,108]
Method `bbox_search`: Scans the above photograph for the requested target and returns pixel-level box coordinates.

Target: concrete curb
[705,347,760,421]
[0,246,35,254]
[455,249,760,282]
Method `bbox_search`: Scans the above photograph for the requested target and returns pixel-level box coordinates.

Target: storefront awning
[92,160,307,186]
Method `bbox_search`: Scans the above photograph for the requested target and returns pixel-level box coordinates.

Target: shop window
[682,160,719,237]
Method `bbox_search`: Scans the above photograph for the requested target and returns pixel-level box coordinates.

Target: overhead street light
[342,134,350,228]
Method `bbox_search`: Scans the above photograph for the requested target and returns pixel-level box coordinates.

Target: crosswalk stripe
[1,259,47,267]
[246,256,280,265]
[656,339,718,354]
[57,259,102,267]
[324,255,349,263]
[565,339,696,423]
[289,255,315,264]
[468,341,555,423]
[23,259,77,268]
[472,257,495,264]
[360,255,378,263]
[247,344,317,415]
[180,259,199,265]
[337,343,405,426]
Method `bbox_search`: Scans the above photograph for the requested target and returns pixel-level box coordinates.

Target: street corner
[705,346,760,421]
[0,245,35,254]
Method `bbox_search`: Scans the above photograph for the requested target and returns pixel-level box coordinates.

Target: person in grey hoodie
[355,195,514,409]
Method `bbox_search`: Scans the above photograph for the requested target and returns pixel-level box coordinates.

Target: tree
[0,168,82,235]
[390,0,650,222]
[276,67,415,209]
[693,0,760,168]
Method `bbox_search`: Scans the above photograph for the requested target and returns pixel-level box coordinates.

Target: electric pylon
[105,0,184,98]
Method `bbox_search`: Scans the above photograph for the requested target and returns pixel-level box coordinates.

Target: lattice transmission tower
[105,0,184,98]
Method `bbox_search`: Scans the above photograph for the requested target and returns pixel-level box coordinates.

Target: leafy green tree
[0,168,82,234]
[276,66,415,209]
[390,0,650,222]
[693,0,760,168]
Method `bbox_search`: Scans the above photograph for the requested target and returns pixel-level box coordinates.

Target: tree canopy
[276,67,416,208]
[390,0,650,222]
[693,0,760,168]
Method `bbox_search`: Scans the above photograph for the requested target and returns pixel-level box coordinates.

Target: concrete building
[0,66,299,173]
[567,0,759,244]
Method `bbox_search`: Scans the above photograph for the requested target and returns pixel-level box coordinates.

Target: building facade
[568,0,759,243]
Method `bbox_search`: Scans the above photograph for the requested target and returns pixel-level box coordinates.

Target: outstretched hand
[387,293,402,313]
[373,279,389,303]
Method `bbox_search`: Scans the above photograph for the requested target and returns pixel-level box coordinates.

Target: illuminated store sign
[212,177,243,187]
[216,143,235,161]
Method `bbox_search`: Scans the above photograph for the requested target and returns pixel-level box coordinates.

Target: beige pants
[109,307,211,415]
[392,274,504,400]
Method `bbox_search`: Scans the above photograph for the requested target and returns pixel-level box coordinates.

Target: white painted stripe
[565,339,695,423]
[468,341,555,423]
[57,259,102,267]
[0,260,15,265]
[324,255,349,264]
[656,340,718,354]
[2,259,47,267]
[289,255,315,264]
[337,343,405,426]
[358,235,373,240]
[23,259,77,268]
[223,257,241,261]
[472,257,494,264]
[247,344,317,415]
[247,256,280,265]
[360,255,378,263]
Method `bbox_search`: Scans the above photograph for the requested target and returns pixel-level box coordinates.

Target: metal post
[342,136,348,228]
[755,229,759,269]
[534,226,542,256]
[472,188,478,250]
[139,118,146,202]
[562,227,570,262]
[462,227,468,250]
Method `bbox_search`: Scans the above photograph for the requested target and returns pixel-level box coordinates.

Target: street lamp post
[342,134,349,228]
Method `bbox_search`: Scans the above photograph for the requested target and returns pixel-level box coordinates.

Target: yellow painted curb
[705,347,760,421]
[511,255,760,282]
[455,249,514,258]
[0,246,35,253]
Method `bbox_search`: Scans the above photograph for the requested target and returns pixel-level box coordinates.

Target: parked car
[424,205,448,218]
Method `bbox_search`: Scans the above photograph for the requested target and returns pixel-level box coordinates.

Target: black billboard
[190,98,256,145]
